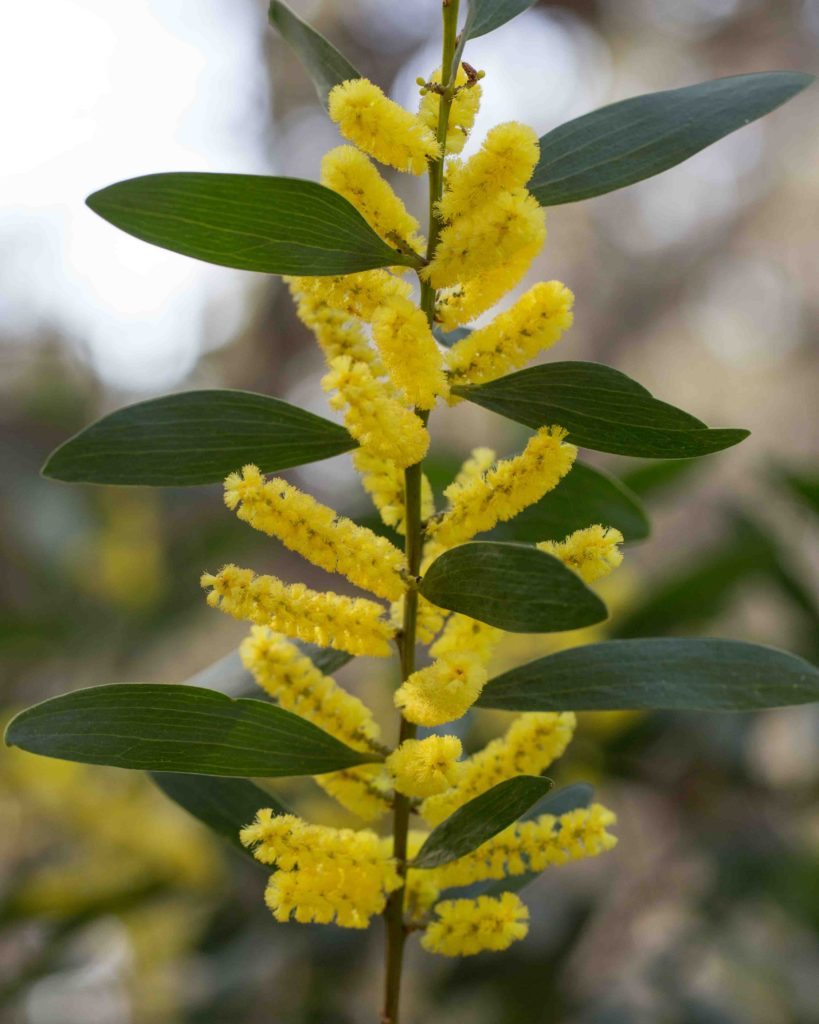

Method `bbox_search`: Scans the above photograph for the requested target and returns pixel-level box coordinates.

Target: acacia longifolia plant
[6,2,816,1021]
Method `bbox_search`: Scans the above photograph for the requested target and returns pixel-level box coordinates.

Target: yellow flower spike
[430,612,503,664]
[286,277,382,371]
[427,427,576,548]
[450,446,497,489]
[418,64,482,155]
[322,356,430,469]
[437,121,540,223]
[201,564,395,657]
[328,78,441,175]
[394,651,486,727]
[447,281,575,387]
[424,187,546,290]
[386,735,463,798]
[371,296,449,409]
[353,449,435,535]
[435,236,543,330]
[421,712,577,825]
[296,269,413,324]
[538,525,625,583]
[321,145,424,255]
[224,465,407,602]
[421,892,529,957]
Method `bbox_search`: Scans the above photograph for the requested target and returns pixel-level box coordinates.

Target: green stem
[381,4,460,1021]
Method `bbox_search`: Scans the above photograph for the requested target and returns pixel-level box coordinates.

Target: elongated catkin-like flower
[435,237,542,329]
[421,712,577,825]
[321,146,424,255]
[418,64,482,155]
[240,627,390,820]
[201,564,394,657]
[371,296,448,408]
[538,525,624,583]
[424,188,545,289]
[328,78,440,175]
[422,893,529,956]
[297,269,412,324]
[447,281,574,386]
[353,449,434,535]
[224,465,406,601]
[427,804,618,887]
[449,447,497,492]
[437,122,540,222]
[322,356,430,469]
[387,735,463,798]
[286,277,381,370]
[427,427,576,548]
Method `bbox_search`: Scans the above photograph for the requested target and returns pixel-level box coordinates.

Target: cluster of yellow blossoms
[201,70,624,957]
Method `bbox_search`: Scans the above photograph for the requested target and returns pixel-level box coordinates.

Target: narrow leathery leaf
[413,776,553,869]
[488,461,649,543]
[42,390,356,486]
[151,773,285,856]
[441,784,593,899]
[466,0,538,40]
[453,362,749,458]
[268,0,361,106]
[530,72,814,206]
[477,638,819,712]
[4,684,379,776]
[433,325,472,349]
[419,541,607,632]
[86,173,420,275]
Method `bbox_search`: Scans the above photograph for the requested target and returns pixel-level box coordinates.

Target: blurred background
[1,1,818,1021]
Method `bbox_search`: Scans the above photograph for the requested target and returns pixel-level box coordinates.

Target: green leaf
[465,0,537,40]
[779,468,819,520]
[42,389,356,486]
[86,173,419,275]
[453,362,749,459]
[530,72,814,206]
[4,684,378,776]
[488,461,649,543]
[151,773,285,856]
[268,0,360,106]
[477,638,819,712]
[413,776,553,869]
[619,457,702,499]
[419,541,607,632]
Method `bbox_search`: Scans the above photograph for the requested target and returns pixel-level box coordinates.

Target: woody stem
[381,3,460,1022]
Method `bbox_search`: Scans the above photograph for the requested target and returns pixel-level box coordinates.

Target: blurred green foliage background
[1,1,817,1021]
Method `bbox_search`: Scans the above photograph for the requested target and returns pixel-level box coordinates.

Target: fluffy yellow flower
[321,145,424,255]
[418,64,482,155]
[446,281,574,386]
[422,892,529,957]
[353,449,434,535]
[328,78,440,175]
[286,277,381,370]
[322,356,430,469]
[427,427,576,548]
[241,812,401,928]
[395,615,502,726]
[435,236,543,330]
[386,735,463,798]
[201,564,394,657]
[239,627,390,820]
[425,187,545,290]
[450,446,496,490]
[538,525,625,583]
[224,465,406,602]
[437,122,540,223]
[371,296,449,408]
[297,269,412,324]
[421,712,576,825]
[428,803,618,888]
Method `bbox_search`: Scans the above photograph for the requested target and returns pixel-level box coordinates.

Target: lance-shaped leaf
[419,541,607,632]
[465,0,538,40]
[151,773,286,856]
[477,638,819,712]
[43,389,356,486]
[413,776,553,869]
[268,0,361,106]
[4,684,379,776]
[488,461,649,543]
[530,72,814,206]
[453,362,749,459]
[86,173,420,275]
